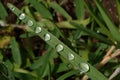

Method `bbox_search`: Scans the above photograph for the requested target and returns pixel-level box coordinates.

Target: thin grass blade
[75,0,85,20]
[49,2,72,20]
[0,1,8,20]
[70,21,113,45]
[94,0,120,42]
[84,1,112,39]
[28,0,53,20]
[10,37,21,66]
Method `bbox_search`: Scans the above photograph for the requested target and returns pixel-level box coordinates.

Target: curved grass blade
[56,18,90,29]
[94,0,120,42]
[57,70,79,80]
[49,2,72,20]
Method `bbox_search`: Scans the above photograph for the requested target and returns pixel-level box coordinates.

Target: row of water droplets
[18,12,89,74]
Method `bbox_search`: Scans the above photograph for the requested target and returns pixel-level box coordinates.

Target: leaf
[0,1,8,20]
[56,18,90,29]
[28,0,53,20]
[7,4,108,80]
[0,62,10,80]
[10,37,21,66]
[57,70,79,80]
[0,50,3,60]
[84,1,113,40]
[4,60,15,80]
[49,2,72,20]
[94,0,120,42]
[75,0,85,20]
[31,47,55,78]
[14,68,37,77]
[14,72,37,80]
[70,21,113,45]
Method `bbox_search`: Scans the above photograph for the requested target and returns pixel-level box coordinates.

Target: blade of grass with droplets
[75,0,85,20]
[10,37,21,66]
[7,3,108,80]
[94,0,120,42]
[28,0,53,20]
[49,2,72,20]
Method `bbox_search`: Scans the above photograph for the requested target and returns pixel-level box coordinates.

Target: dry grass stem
[82,46,120,80]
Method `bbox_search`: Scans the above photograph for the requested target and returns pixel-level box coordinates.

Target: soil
[1,0,118,24]
[102,0,118,24]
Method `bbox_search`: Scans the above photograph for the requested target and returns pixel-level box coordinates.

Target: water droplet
[27,20,33,26]
[19,13,26,20]
[114,41,117,45]
[35,27,41,33]
[44,33,51,41]
[68,53,74,61]
[97,30,100,33]
[79,63,89,74]
[56,44,64,52]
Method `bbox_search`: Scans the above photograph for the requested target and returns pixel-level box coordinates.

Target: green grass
[0,0,120,80]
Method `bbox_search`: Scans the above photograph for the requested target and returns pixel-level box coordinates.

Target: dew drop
[44,33,51,41]
[56,44,64,52]
[35,27,41,33]
[68,53,74,61]
[19,13,26,20]
[27,20,33,26]
[97,30,100,33]
[79,63,89,74]
[114,41,117,45]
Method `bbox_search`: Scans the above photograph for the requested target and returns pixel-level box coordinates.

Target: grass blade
[0,1,8,20]
[49,2,72,20]
[116,0,120,25]
[70,21,113,45]
[7,3,108,80]
[10,37,21,66]
[94,0,120,42]
[28,0,53,20]
[84,1,113,39]
[75,0,85,20]
[57,70,79,80]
